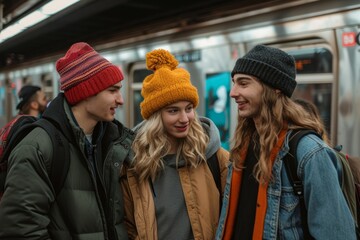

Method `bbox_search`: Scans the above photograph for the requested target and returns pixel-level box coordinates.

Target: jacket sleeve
[0,128,54,240]
[216,147,230,197]
[120,167,139,240]
[298,137,357,239]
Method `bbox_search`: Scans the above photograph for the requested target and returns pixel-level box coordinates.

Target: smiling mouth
[176,125,188,131]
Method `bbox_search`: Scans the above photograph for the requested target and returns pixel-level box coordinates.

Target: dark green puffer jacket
[0,93,133,240]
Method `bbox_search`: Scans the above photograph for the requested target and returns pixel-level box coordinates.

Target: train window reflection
[287,47,332,74]
[292,83,332,137]
[133,69,152,83]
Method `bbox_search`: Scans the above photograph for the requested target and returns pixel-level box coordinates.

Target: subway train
[0,0,360,156]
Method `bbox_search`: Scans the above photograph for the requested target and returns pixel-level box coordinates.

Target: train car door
[128,63,151,128]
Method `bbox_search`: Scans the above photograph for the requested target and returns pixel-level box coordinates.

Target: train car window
[280,44,334,139]
[133,69,152,83]
[287,47,333,74]
[0,85,5,127]
[130,68,150,127]
[133,90,144,126]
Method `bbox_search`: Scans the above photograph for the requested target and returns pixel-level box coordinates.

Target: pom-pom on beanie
[56,42,124,105]
[231,45,297,97]
[140,49,199,119]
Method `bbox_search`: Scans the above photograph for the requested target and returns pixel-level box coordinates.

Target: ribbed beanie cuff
[141,84,199,119]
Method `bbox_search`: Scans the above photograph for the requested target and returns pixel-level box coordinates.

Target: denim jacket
[215,131,356,240]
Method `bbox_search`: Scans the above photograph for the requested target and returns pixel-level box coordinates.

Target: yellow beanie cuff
[141,84,198,119]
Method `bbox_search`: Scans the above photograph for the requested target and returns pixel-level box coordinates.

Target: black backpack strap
[284,129,319,240]
[34,118,70,196]
[207,151,222,212]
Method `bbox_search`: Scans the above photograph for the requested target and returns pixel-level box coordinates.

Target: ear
[30,100,39,110]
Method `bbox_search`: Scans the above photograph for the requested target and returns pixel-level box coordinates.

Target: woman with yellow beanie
[120,49,229,240]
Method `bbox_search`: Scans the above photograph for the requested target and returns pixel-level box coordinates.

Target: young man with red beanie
[0,42,133,240]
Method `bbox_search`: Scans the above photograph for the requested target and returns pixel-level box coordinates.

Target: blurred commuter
[120,49,229,240]
[294,98,331,145]
[215,45,356,239]
[0,42,133,240]
[16,85,48,117]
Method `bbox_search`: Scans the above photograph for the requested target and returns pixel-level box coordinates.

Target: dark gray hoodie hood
[199,116,221,159]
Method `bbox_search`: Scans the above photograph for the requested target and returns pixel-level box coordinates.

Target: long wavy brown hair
[131,111,209,183]
[230,83,325,183]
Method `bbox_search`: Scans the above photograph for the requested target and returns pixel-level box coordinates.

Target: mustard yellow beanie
[140,49,199,119]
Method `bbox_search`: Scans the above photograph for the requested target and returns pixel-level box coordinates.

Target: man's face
[83,82,124,122]
[230,73,263,122]
[35,90,48,114]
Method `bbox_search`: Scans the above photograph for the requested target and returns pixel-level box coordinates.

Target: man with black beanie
[16,85,48,117]
[215,45,356,239]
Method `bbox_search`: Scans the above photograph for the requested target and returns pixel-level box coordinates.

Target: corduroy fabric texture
[16,85,41,110]
[140,49,199,119]
[231,45,297,97]
[56,42,124,105]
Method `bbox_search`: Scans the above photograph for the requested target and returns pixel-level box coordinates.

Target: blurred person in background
[16,85,48,117]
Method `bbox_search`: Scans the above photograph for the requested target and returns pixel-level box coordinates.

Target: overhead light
[41,0,79,15]
[0,0,80,44]
[18,11,48,28]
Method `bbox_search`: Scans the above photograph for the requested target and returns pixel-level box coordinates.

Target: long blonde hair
[132,111,209,183]
[230,83,325,183]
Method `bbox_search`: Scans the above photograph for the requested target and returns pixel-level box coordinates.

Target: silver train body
[1,0,359,156]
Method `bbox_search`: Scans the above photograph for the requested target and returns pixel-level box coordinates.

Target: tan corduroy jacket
[120,147,229,240]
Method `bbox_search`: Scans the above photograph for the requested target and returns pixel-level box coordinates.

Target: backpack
[207,150,223,215]
[0,115,70,200]
[284,129,360,239]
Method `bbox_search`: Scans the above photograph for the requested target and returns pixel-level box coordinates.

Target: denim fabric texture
[215,131,356,240]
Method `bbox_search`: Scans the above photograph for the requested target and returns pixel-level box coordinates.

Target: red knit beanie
[56,42,124,105]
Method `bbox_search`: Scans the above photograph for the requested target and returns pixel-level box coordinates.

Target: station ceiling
[0,0,295,70]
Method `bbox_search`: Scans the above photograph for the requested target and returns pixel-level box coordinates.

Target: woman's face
[161,101,195,144]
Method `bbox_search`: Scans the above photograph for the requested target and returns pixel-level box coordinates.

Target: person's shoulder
[297,132,325,151]
[296,131,333,162]
[111,119,135,140]
[216,147,229,159]
[10,127,53,161]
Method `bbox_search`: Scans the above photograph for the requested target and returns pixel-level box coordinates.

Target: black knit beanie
[231,45,297,97]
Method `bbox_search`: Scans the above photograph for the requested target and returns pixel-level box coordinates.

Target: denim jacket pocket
[278,186,303,239]
[280,186,299,212]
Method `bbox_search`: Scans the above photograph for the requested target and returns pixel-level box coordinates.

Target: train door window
[128,64,152,127]
[41,73,54,101]
[285,45,334,138]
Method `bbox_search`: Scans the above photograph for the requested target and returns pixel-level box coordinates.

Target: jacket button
[114,162,120,167]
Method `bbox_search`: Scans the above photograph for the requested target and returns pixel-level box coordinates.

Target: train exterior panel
[1,0,360,156]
